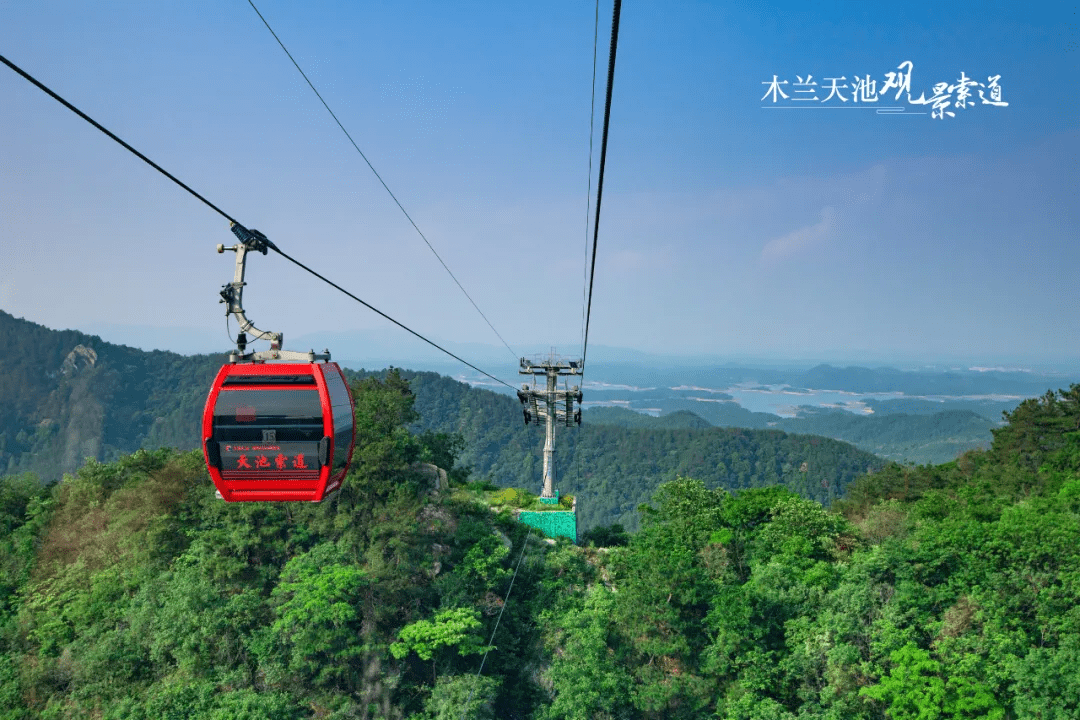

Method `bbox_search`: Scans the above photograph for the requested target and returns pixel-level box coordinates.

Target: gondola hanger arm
[218,222,328,364]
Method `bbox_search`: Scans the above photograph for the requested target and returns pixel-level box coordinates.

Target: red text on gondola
[236,454,251,469]
[275,453,287,469]
[291,453,308,469]
[255,455,271,469]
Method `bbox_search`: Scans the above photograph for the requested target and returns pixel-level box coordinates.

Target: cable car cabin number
[202,362,355,502]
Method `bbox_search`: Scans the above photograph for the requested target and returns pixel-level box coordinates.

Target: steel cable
[0,52,515,389]
[581,0,622,373]
[246,0,519,361]
[580,0,601,365]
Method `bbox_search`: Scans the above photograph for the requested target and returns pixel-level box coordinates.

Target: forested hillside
[0,372,553,718]
[2,312,879,524]
[0,311,224,480]
[542,386,1080,718]
[1,372,1077,718]
[374,370,884,530]
[582,407,714,430]
[0,311,1055,532]
[0,311,1040,497]
[578,404,996,466]
[775,407,997,465]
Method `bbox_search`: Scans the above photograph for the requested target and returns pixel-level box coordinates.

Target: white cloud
[760,205,836,262]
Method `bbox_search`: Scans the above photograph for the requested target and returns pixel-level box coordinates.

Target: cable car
[201,222,356,502]
[203,361,354,502]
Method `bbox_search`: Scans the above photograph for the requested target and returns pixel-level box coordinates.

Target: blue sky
[1,0,1076,371]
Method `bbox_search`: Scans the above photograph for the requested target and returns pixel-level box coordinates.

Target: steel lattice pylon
[517,352,583,499]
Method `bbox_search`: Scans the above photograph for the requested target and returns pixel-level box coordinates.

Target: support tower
[517,352,583,499]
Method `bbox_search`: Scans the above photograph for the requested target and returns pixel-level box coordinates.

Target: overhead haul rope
[0,52,516,390]
[459,5,619,711]
[580,0,601,365]
[246,0,519,362]
[0,54,240,225]
[581,0,622,373]
[271,245,516,389]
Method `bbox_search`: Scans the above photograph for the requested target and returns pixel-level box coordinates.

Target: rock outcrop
[60,345,98,377]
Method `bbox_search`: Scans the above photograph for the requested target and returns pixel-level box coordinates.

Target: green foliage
[860,643,947,719]
[1009,632,1080,719]
[111,680,304,720]
[349,369,423,487]
[456,535,510,593]
[534,392,1080,718]
[0,474,52,622]
[579,523,630,547]
[538,587,633,720]
[1,371,520,717]
[991,385,1080,472]
[0,473,41,535]
[266,542,370,688]
[390,607,493,683]
[418,430,467,480]
[409,673,500,720]
[3,360,1078,720]
[466,479,499,492]
[491,486,531,508]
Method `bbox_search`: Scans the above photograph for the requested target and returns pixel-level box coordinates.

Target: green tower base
[507,491,579,543]
[518,509,577,542]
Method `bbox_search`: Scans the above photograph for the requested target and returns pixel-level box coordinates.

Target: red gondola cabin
[202,362,355,502]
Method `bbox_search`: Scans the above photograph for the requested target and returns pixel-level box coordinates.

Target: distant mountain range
[78,321,1079,376]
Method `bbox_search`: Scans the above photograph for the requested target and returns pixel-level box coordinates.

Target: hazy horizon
[13,313,1076,377]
